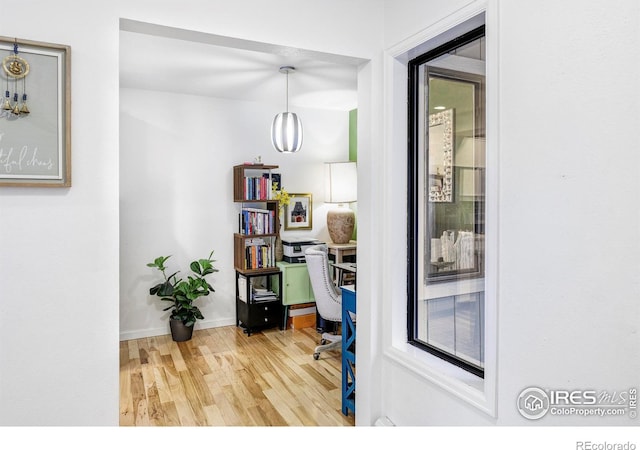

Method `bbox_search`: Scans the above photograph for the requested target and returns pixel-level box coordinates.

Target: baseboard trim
[119,317,236,341]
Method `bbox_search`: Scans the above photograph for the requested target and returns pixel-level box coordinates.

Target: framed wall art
[0,37,71,187]
[428,108,453,202]
[284,193,312,230]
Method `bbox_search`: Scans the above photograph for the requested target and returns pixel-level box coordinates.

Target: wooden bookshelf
[232,164,280,274]
[233,164,283,335]
[233,164,279,202]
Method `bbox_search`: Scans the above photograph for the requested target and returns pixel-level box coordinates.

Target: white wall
[375,0,640,426]
[119,88,350,339]
[7,0,634,431]
[0,2,121,426]
[0,0,382,426]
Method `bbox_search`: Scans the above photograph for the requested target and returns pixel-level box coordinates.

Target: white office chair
[305,244,343,360]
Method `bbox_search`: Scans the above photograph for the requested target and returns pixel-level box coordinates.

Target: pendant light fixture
[271,66,303,153]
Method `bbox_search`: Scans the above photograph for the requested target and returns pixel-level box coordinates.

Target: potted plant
[147,251,218,342]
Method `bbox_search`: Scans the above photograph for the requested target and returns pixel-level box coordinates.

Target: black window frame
[407,25,486,379]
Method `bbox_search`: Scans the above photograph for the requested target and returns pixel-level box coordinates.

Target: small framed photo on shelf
[284,193,312,230]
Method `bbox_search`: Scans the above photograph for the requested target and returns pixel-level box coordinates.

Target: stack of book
[252,287,278,303]
[243,175,272,200]
[240,207,275,235]
[243,238,274,270]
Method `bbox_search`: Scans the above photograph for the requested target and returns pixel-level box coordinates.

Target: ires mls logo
[517,387,638,420]
[517,387,551,420]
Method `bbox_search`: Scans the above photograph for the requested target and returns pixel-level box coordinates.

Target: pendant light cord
[285,70,289,113]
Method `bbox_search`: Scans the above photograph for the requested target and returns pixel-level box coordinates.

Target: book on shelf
[243,206,272,213]
[252,286,278,302]
[243,238,274,270]
[237,274,248,302]
[253,296,277,303]
[243,175,272,200]
[239,208,275,235]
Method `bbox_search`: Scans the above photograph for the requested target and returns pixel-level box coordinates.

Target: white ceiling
[119,20,365,111]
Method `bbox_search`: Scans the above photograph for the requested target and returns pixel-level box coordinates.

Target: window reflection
[409,28,486,375]
[426,73,485,282]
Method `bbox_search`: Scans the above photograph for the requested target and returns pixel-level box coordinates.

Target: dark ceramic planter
[170,319,194,342]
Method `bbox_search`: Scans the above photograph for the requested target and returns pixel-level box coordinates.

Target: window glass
[408,27,486,376]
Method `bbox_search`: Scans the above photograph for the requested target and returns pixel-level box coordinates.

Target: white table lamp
[325,161,357,244]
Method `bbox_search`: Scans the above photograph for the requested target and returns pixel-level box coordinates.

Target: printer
[282,238,324,263]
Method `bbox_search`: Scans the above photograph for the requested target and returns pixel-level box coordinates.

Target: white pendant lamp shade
[271,66,303,153]
[271,111,303,153]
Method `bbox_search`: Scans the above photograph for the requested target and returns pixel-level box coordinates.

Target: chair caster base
[313,352,320,360]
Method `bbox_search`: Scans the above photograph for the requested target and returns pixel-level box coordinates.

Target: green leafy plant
[147,251,218,327]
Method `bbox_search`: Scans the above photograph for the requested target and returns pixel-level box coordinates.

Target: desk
[328,241,356,284]
[332,262,356,287]
[340,285,356,416]
[327,241,357,263]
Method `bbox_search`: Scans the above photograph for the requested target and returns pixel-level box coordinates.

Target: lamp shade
[324,161,357,204]
[271,112,303,153]
[325,161,357,244]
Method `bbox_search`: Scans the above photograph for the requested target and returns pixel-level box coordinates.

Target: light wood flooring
[120,325,354,426]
